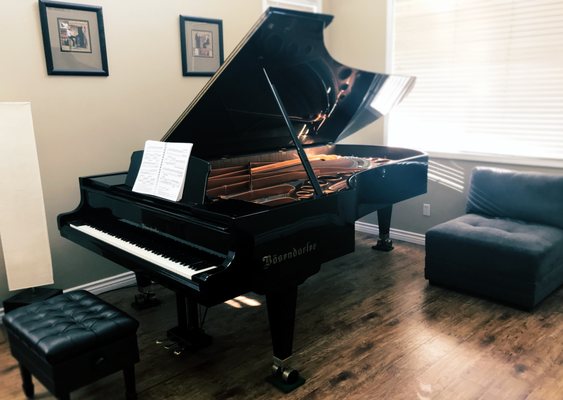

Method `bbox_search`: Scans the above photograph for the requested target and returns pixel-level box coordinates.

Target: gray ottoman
[425,167,563,310]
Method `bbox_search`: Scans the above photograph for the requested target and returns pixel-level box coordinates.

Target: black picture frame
[38,0,109,76]
[180,15,224,76]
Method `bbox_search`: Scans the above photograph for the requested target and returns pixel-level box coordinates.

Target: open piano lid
[163,7,415,160]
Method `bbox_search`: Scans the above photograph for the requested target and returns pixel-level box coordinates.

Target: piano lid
[163,7,415,160]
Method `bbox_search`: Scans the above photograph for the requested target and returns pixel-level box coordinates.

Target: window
[388,0,563,166]
[263,0,322,13]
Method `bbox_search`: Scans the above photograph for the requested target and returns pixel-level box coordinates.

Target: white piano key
[69,223,217,280]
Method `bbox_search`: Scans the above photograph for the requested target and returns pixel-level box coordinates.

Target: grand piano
[58,7,427,391]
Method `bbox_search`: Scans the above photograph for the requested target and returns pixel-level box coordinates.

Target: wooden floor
[1,233,562,400]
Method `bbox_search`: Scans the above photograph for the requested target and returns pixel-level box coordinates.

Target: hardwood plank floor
[1,233,562,399]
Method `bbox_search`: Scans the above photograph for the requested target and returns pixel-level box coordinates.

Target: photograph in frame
[180,16,224,76]
[39,0,108,76]
[57,18,92,53]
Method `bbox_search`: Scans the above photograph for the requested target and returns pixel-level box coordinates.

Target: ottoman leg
[123,365,137,400]
[19,364,34,398]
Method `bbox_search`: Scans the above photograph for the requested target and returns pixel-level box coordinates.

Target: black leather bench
[2,290,139,400]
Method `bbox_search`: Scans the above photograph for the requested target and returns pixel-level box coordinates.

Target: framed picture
[38,0,109,76]
[180,15,224,76]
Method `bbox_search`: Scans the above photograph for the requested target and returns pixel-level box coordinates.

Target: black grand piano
[58,7,427,391]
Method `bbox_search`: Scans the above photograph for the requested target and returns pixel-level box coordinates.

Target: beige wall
[325,0,388,144]
[0,0,263,302]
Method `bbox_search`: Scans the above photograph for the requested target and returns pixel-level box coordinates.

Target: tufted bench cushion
[426,213,563,309]
[4,290,139,363]
[2,290,139,400]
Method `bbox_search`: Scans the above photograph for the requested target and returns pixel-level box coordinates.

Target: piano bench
[2,290,140,400]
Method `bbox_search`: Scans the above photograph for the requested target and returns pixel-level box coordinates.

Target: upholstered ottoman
[425,167,563,310]
[426,214,563,309]
[2,290,139,400]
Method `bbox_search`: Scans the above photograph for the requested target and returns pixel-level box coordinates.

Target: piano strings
[206,154,390,205]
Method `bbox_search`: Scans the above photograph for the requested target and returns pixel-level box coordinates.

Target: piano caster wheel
[271,364,282,376]
[372,238,394,252]
[266,362,305,392]
[281,367,300,384]
[271,364,298,383]
[272,363,299,383]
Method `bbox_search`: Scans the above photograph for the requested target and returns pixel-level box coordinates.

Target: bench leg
[19,364,34,398]
[123,365,137,400]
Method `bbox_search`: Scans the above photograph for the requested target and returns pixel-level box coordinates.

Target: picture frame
[38,0,109,76]
[180,15,224,76]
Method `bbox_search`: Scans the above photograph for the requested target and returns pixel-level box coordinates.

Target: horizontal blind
[389,0,563,161]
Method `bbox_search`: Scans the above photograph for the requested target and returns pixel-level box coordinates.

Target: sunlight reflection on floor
[224,295,262,308]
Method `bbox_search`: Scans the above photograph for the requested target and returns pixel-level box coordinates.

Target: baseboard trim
[0,272,136,320]
[2,225,423,320]
[355,221,426,246]
[67,271,137,295]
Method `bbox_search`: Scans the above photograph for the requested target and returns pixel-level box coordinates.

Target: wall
[324,0,388,145]
[0,0,262,303]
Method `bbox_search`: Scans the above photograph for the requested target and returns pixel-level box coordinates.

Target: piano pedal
[155,338,173,346]
[167,326,213,351]
[172,346,186,356]
[156,327,212,357]
[155,337,179,350]
[155,337,185,355]
[163,342,178,351]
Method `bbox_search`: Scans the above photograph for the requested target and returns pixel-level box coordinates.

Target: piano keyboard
[69,223,218,280]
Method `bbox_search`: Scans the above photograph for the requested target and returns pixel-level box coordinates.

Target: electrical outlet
[423,203,431,216]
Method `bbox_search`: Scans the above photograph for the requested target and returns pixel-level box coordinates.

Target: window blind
[388,0,563,163]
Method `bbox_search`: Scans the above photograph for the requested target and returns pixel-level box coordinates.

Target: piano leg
[372,206,394,251]
[166,292,212,354]
[265,286,306,392]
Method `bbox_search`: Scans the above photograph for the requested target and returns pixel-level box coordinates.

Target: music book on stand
[132,140,193,201]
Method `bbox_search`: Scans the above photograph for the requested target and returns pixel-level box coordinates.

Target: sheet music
[132,140,193,201]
